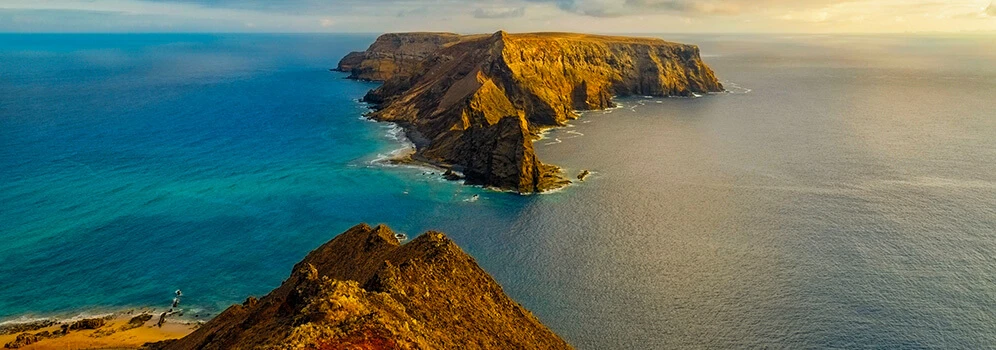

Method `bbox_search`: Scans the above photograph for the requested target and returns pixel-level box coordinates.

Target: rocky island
[337,31,723,193]
[148,224,570,349]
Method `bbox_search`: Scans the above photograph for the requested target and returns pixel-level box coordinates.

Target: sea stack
[150,224,571,349]
[338,31,723,194]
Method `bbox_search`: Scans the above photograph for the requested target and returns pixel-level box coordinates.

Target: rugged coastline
[4,224,569,349]
[0,312,193,349]
[336,31,723,194]
[149,224,571,349]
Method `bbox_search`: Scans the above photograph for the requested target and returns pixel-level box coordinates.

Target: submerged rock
[577,170,591,181]
[153,224,571,349]
[442,169,463,181]
[340,31,723,194]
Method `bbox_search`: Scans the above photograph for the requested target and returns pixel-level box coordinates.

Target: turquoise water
[0,33,499,318]
[2,34,995,348]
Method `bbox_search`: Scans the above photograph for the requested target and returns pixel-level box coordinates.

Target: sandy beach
[0,312,195,349]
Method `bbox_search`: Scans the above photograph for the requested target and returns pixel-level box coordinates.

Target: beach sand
[0,313,195,349]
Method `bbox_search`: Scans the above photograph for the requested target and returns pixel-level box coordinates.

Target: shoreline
[364,114,576,195]
[0,305,217,329]
[0,309,197,349]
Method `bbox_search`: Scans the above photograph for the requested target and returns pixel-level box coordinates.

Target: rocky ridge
[338,31,723,193]
[152,224,571,349]
[335,32,467,81]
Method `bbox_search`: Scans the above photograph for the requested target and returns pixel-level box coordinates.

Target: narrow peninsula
[149,224,571,349]
[337,31,723,194]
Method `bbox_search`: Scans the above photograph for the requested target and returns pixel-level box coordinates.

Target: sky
[0,0,994,33]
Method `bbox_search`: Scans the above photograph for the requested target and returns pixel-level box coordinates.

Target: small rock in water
[577,170,591,181]
[442,169,464,181]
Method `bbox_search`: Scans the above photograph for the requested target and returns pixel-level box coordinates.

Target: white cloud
[474,7,526,19]
[0,0,993,33]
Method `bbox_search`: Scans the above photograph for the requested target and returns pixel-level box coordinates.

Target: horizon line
[2,30,995,36]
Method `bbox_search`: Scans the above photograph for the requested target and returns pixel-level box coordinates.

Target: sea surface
[1,33,994,348]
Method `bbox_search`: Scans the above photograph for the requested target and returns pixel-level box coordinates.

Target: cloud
[529,0,907,17]
[474,6,526,18]
[1,0,993,33]
[529,0,767,17]
[397,7,429,17]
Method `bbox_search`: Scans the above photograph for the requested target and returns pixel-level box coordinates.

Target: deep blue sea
[1,33,994,348]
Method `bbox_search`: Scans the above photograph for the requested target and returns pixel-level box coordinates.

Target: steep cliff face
[155,224,570,350]
[340,31,723,193]
[334,32,465,81]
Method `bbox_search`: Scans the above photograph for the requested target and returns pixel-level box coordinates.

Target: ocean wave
[869,177,996,190]
[601,103,624,114]
[368,146,415,166]
[0,306,204,328]
[367,123,417,167]
[722,81,752,94]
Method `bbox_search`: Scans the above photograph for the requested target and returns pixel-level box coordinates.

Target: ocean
[0,33,994,348]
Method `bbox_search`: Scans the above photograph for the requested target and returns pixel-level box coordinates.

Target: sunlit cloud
[0,0,993,33]
[474,7,527,19]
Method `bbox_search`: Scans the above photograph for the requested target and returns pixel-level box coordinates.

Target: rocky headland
[149,224,571,349]
[337,31,723,193]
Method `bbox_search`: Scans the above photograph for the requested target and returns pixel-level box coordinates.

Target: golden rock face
[335,32,464,81]
[155,224,572,350]
[344,31,723,193]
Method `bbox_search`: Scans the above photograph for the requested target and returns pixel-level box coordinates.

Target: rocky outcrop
[4,333,39,348]
[340,31,723,193]
[334,32,466,81]
[155,224,571,350]
[68,318,105,330]
[0,320,56,336]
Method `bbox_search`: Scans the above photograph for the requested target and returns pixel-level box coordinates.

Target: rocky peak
[153,224,571,349]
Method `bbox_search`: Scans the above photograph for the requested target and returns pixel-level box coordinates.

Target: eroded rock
[341,31,723,193]
[159,224,571,350]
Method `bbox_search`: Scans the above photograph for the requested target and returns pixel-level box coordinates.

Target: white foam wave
[367,123,416,166]
[869,177,996,190]
[722,81,752,94]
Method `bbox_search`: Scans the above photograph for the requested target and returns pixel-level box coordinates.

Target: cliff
[340,31,723,193]
[334,32,466,81]
[152,224,571,350]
